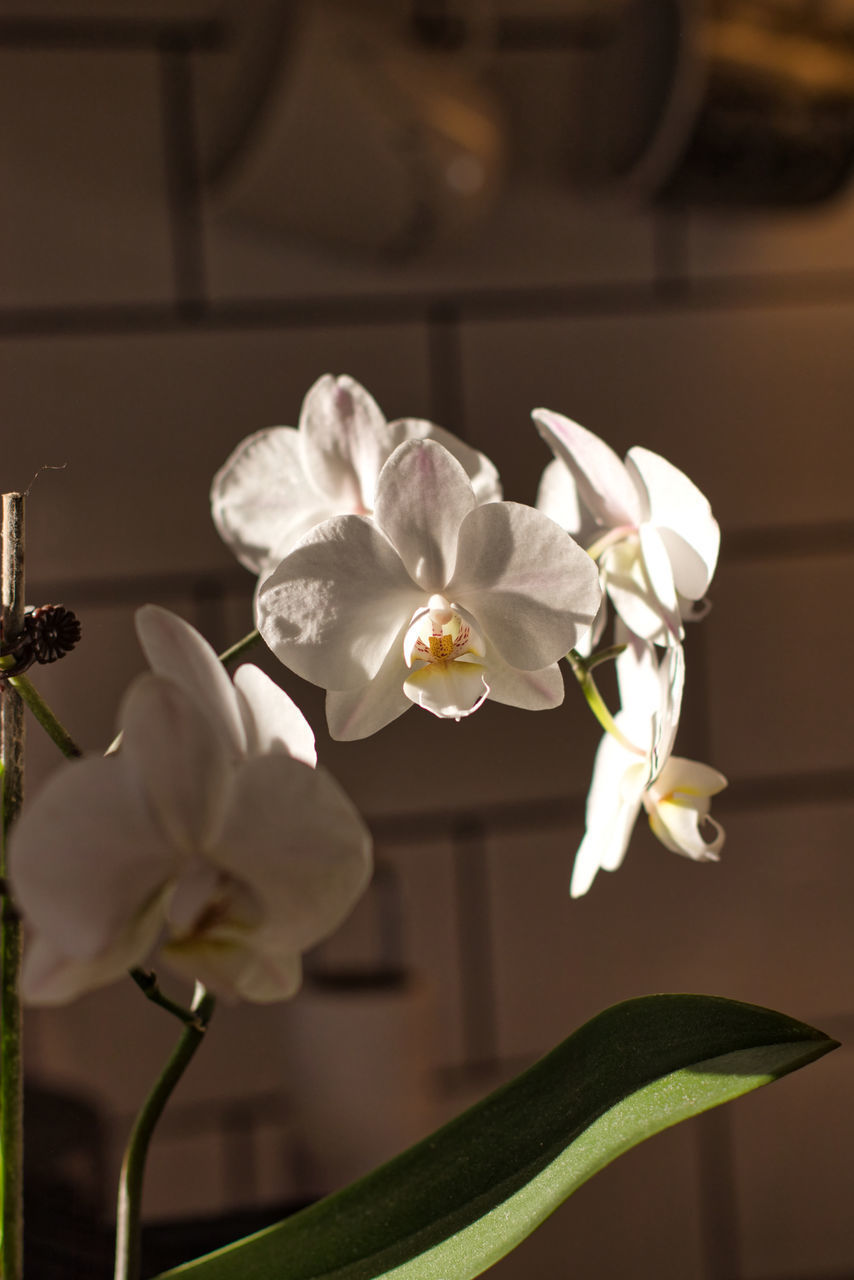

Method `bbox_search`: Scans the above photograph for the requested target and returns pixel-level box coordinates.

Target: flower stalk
[114,982,216,1280]
[1,492,26,1280]
[567,646,644,756]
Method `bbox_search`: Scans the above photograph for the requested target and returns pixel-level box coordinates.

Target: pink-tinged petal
[626,447,720,599]
[212,755,372,954]
[448,502,602,669]
[211,427,334,573]
[386,418,502,504]
[532,409,643,528]
[600,531,682,646]
[404,658,489,720]
[135,605,247,757]
[9,755,175,959]
[299,374,391,510]
[535,458,583,536]
[233,664,316,766]
[120,675,233,854]
[373,440,477,591]
[257,515,420,691]
[325,624,412,740]
[483,653,565,711]
[20,888,170,1005]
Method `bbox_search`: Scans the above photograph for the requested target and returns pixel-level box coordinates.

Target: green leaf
[154,995,837,1280]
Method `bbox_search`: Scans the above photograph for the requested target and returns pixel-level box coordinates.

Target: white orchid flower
[533,408,720,646]
[257,438,603,740]
[570,633,726,897]
[212,373,502,577]
[9,607,372,1005]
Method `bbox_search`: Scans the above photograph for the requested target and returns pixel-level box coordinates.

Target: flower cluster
[8,373,729,1012]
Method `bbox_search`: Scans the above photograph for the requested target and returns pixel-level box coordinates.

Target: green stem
[218,628,261,670]
[1,493,25,1280]
[7,673,82,759]
[129,968,205,1027]
[114,983,216,1280]
[567,648,645,756]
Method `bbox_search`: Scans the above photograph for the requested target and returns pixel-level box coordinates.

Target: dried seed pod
[24,605,81,665]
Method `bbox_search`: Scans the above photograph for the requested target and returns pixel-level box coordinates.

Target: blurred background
[3,0,854,1275]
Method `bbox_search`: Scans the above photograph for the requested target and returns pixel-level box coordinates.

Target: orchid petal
[162,934,302,1004]
[571,734,645,898]
[600,532,682,646]
[627,447,720,599]
[325,623,412,740]
[9,754,174,958]
[373,439,477,591]
[647,802,725,861]
[256,515,420,690]
[135,605,247,756]
[404,658,489,720]
[387,419,502,505]
[212,755,372,954]
[448,502,602,669]
[482,653,565,711]
[532,409,642,528]
[535,458,583,537]
[211,427,335,573]
[233,664,316,766]
[299,374,390,510]
[120,675,233,854]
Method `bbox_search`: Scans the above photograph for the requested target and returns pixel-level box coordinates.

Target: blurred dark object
[663,0,854,204]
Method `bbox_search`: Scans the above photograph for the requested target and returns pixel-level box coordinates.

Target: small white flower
[570,633,725,897]
[9,607,372,1005]
[212,373,502,577]
[257,438,603,739]
[533,408,720,646]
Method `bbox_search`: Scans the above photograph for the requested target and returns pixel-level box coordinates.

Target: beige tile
[487,803,854,1063]
[686,186,854,279]
[0,49,173,308]
[1,324,431,580]
[706,556,854,779]
[458,303,854,528]
[489,1122,705,1279]
[733,1043,854,1279]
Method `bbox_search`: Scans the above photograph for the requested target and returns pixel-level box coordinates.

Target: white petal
[647,801,725,861]
[135,605,246,757]
[373,439,476,591]
[299,374,391,510]
[162,934,302,1004]
[325,623,412,740]
[626,447,720,599]
[535,457,583,536]
[386,418,502,505]
[212,754,372,955]
[233,664,316,766]
[532,409,642,528]
[655,756,728,799]
[448,502,602,669]
[211,427,335,573]
[256,515,420,690]
[21,894,167,1005]
[404,659,489,720]
[483,653,565,711]
[600,532,682,646]
[120,674,233,854]
[9,754,174,959]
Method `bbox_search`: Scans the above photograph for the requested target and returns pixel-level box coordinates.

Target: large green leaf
[155,994,837,1280]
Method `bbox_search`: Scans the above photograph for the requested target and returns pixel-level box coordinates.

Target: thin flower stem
[114,983,216,1280]
[7,673,82,759]
[1,493,26,1280]
[129,968,206,1028]
[218,628,261,670]
[567,649,645,756]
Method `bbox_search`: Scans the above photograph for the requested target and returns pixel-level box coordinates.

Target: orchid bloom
[9,606,372,1005]
[256,438,603,740]
[570,632,726,897]
[212,373,502,577]
[533,408,720,647]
